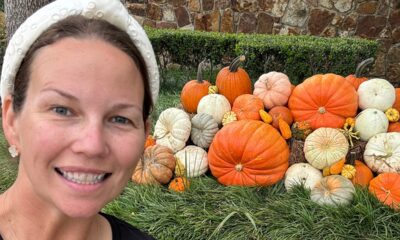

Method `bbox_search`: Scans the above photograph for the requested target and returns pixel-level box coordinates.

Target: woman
[0,0,158,239]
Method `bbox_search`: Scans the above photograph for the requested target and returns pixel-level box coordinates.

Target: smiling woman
[0,0,158,239]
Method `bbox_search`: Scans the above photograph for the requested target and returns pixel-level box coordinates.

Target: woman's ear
[2,96,20,148]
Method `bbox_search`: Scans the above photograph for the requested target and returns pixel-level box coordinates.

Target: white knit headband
[0,0,159,104]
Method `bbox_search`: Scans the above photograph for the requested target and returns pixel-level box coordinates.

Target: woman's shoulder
[100,212,156,240]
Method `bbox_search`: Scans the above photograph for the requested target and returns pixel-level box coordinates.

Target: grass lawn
[1,69,400,239]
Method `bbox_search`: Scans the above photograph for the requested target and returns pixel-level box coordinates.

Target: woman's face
[4,37,148,217]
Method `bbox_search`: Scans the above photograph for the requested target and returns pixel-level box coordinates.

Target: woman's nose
[71,119,110,158]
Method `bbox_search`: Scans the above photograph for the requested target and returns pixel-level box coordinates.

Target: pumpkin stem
[228,55,245,72]
[235,163,243,172]
[355,57,374,78]
[196,59,208,83]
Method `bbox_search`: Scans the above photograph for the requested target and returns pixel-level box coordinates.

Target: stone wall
[126,0,400,85]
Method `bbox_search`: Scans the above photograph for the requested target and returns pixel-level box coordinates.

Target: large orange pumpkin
[288,74,358,130]
[268,106,293,129]
[180,60,211,113]
[215,55,252,106]
[345,58,374,90]
[369,173,400,210]
[388,122,400,132]
[232,94,264,120]
[392,88,400,112]
[208,120,289,186]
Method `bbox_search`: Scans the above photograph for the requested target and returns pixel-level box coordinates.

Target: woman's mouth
[55,168,111,185]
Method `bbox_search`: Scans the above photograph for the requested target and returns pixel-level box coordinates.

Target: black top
[0,213,155,240]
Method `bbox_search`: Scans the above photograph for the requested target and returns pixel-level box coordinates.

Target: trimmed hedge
[146,27,379,85]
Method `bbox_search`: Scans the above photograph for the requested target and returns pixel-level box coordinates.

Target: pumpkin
[345,57,374,90]
[385,108,400,122]
[363,132,400,173]
[190,113,219,149]
[310,175,355,206]
[358,78,395,111]
[369,172,400,209]
[347,150,374,187]
[329,158,346,175]
[284,163,323,191]
[291,121,313,141]
[259,109,273,124]
[392,88,400,112]
[208,120,289,186]
[352,160,374,187]
[215,55,252,105]
[388,122,400,132]
[197,94,231,125]
[253,71,292,109]
[208,85,218,94]
[154,107,191,153]
[304,128,349,170]
[268,106,293,129]
[341,164,357,179]
[288,74,358,130]
[355,108,388,141]
[232,94,264,120]
[168,177,190,192]
[144,135,156,149]
[175,145,208,177]
[180,60,211,113]
[278,118,292,140]
[222,111,237,126]
[132,145,176,185]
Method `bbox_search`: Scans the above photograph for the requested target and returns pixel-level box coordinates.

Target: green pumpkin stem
[228,55,245,72]
[196,59,208,83]
[355,57,374,78]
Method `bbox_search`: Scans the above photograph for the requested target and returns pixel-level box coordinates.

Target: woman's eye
[111,116,131,125]
[52,106,71,116]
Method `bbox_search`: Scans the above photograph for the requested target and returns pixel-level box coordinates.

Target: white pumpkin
[310,175,355,206]
[358,78,395,111]
[284,163,323,191]
[197,94,231,125]
[364,132,400,173]
[175,145,208,177]
[304,128,349,170]
[190,113,219,149]
[154,107,191,153]
[355,108,388,141]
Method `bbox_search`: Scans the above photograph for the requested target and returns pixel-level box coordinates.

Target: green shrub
[146,27,379,85]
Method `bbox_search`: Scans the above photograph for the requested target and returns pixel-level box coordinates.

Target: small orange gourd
[278,118,292,140]
[168,177,190,192]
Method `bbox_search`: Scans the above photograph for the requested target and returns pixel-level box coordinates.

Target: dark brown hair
[13,15,153,121]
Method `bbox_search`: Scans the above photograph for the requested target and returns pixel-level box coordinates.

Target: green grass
[1,70,400,239]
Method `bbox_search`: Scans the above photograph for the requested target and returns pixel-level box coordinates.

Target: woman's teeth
[58,169,106,185]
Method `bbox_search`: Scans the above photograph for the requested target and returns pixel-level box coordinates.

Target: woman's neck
[0,175,111,240]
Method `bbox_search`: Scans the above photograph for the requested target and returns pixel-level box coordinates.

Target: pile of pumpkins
[132,56,400,209]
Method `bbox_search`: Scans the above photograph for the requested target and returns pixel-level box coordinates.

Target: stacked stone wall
[126,0,400,84]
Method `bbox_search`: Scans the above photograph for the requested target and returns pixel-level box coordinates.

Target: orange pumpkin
[132,145,176,185]
[393,88,400,112]
[369,172,400,209]
[232,94,264,120]
[388,122,400,132]
[345,58,374,90]
[351,160,374,187]
[215,55,252,105]
[180,60,211,113]
[269,106,293,129]
[208,120,289,186]
[168,177,190,192]
[288,74,358,130]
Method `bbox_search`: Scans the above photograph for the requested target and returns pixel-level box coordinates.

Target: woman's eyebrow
[40,87,79,101]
